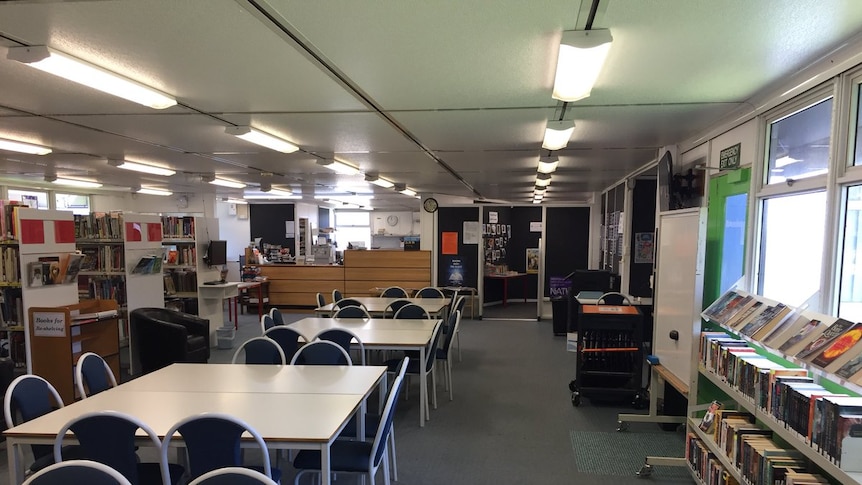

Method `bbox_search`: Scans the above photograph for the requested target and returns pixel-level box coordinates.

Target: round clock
[386,215,399,226]
[423,197,439,213]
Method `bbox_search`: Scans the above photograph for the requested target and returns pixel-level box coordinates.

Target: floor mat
[569,430,693,480]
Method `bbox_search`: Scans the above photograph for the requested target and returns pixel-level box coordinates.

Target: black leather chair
[130,308,210,375]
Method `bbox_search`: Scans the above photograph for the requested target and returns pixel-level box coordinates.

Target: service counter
[257,250,431,308]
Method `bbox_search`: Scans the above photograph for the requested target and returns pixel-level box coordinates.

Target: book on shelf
[703,290,749,325]
[778,318,824,354]
[809,324,862,369]
[832,352,862,384]
[699,400,723,434]
[765,314,812,350]
[796,318,857,361]
[724,298,763,330]
[739,303,789,337]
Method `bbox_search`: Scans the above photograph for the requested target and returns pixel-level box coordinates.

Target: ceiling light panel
[225,126,299,153]
[110,159,175,176]
[52,177,102,188]
[317,159,361,175]
[208,177,246,188]
[538,156,559,174]
[552,29,613,102]
[136,187,173,196]
[0,137,52,155]
[542,120,575,151]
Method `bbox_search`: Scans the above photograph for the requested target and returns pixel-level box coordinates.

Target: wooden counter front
[344,250,431,296]
[258,264,344,307]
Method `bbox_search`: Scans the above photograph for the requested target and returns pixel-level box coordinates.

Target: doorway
[704,169,751,306]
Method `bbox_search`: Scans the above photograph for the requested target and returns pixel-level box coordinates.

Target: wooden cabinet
[28,299,120,403]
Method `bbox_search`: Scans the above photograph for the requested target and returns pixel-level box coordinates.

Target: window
[333,211,370,250]
[55,193,90,215]
[838,185,862,321]
[8,189,48,210]
[765,97,833,185]
[757,191,827,306]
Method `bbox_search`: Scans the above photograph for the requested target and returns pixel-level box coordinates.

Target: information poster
[446,257,464,286]
[634,232,654,264]
[526,248,539,273]
[463,221,480,244]
[441,231,458,255]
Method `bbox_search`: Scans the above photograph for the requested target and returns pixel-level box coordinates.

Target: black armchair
[130,307,210,375]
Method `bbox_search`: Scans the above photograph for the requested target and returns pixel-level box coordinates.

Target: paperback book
[779,319,824,353]
[796,319,858,361]
[810,324,862,368]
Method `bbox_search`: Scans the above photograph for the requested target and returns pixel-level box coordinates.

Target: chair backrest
[289,340,352,365]
[187,467,278,485]
[262,326,304,363]
[453,295,466,316]
[231,337,286,365]
[371,366,409,469]
[393,303,430,320]
[267,308,284,326]
[53,410,164,485]
[424,321,445,372]
[415,286,445,298]
[333,306,371,319]
[259,314,275,334]
[334,298,365,310]
[384,299,412,318]
[75,352,118,398]
[5,375,65,465]
[381,286,408,298]
[162,413,273,481]
[332,289,343,303]
[315,292,326,308]
[313,328,365,365]
[597,292,631,305]
[23,460,133,485]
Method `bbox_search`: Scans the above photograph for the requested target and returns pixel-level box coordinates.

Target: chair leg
[447,359,454,401]
[430,367,438,410]
[456,332,462,362]
[381,448,390,485]
[389,428,398,481]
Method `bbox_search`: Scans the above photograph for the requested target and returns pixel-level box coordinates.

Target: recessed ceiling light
[109,159,175,176]
[208,177,246,189]
[0,137,52,155]
[225,126,299,153]
[542,120,575,151]
[51,177,102,188]
[136,187,173,196]
[317,159,361,175]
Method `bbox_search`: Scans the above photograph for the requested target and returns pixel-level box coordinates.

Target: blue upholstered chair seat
[293,440,373,473]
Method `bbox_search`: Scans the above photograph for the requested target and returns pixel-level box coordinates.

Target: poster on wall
[442,231,458,255]
[463,221,480,244]
[526,248,539,273]
[634,232,654,264]
[446,257,465,286]
[488,211,498,223]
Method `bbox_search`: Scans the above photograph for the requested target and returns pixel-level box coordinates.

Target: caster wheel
[616,421,629,432]
[636,463,652,478]
[571,393,581,406]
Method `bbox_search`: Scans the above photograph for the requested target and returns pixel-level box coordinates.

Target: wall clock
[423,197,439,213]
[387,215,399,226]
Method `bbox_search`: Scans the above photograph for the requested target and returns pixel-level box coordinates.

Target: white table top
[5,389,363,443]
[316,297,450,316]
[288,317,437,348]
[117,364,385,396]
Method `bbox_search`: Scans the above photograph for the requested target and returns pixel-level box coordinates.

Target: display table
[484,273,527,306]
[197,282,239,343]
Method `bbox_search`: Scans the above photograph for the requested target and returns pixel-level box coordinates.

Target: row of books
[78,276,127,305]
[701,331,862,470]
[161,216,196,239]
[164,245,196,266]
[79,245,124,273]
[0,287,23,326]
[703,289,862,386]
[0,244,19,283]
[686,431,739,485]
[27,253,85,287]
[74,212,124,240]
[164,270,197,293]
[0,200,25,241]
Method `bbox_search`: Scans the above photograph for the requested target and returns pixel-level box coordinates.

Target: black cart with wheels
[570,303,645,407]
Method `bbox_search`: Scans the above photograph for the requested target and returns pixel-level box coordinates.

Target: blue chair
[383,299,412,318]
[75,352,117,398]
[161,413,280,483]
[263,326,304,364]
[289,340,352,365]
[446,296,467,361]
[338,357,410,481]
[333,306,371,319]
[313,328,366,365]
[332,289,343,303]
[393,304,429,319]
[259,314,275,334]
[415,287,445,298]
[293,368,408,485]
[381,286,408,298]
[268,307,284,326]
[23,460,133,485]
[188,467,278,485]
[231,337,286,365]
[385,321,444,417]
[315,293,326,308]
[437,310,462,401]
[53,410,183,485]
[4,375,81,474]
[334,298,365,310]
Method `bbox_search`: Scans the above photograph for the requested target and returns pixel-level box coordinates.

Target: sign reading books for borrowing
[32,312,66,337]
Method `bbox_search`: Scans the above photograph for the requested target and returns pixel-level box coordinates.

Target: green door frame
[703,168,751,308]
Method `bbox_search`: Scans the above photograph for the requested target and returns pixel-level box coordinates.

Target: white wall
[370,211,418,236]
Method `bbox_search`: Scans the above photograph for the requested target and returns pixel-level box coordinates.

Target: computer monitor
[204,240,227,266]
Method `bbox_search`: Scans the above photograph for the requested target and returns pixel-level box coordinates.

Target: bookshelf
[688,290,862,485]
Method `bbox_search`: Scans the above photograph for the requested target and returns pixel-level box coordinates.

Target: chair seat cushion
[294,440,373,473]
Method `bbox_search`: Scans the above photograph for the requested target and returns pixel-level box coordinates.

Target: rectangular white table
[315,297,450,318]
[5,364,385,485]
[288,317,438,427]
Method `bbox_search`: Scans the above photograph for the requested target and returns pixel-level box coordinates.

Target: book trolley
[571,303,645,407]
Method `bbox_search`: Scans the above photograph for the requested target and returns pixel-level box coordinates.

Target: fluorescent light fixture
[365,173,395,188]
[51,177,102,188]
[8,46,176,109]
[552,29,613,102]
[536,173,552,187]
[208,177,246,189]
[400,188,417,197]
[225,126,299,153]
[0,137,52,155]
[542,120,575,151]
[109,159,175,176]
[243,188,295,199]
[538,156,559,174]
[317,159,361,175]
[534,185,547,193]
[532,198,542,204]
[136,187,173,196]
[226,197,248,204]
[342,202,361,209]
[775,155,801,168]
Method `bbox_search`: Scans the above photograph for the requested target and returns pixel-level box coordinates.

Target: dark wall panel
[436,207,480,289]
[481,206,512,303]
[508,207,542,299]
[628,179,657,297]
[544,207,590,297]
[249,204,295,250]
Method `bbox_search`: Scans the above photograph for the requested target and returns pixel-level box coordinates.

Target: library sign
[719,143,741,170]
[33,312,66,337]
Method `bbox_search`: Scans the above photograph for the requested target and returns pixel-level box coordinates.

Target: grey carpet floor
[0,308,694,485]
